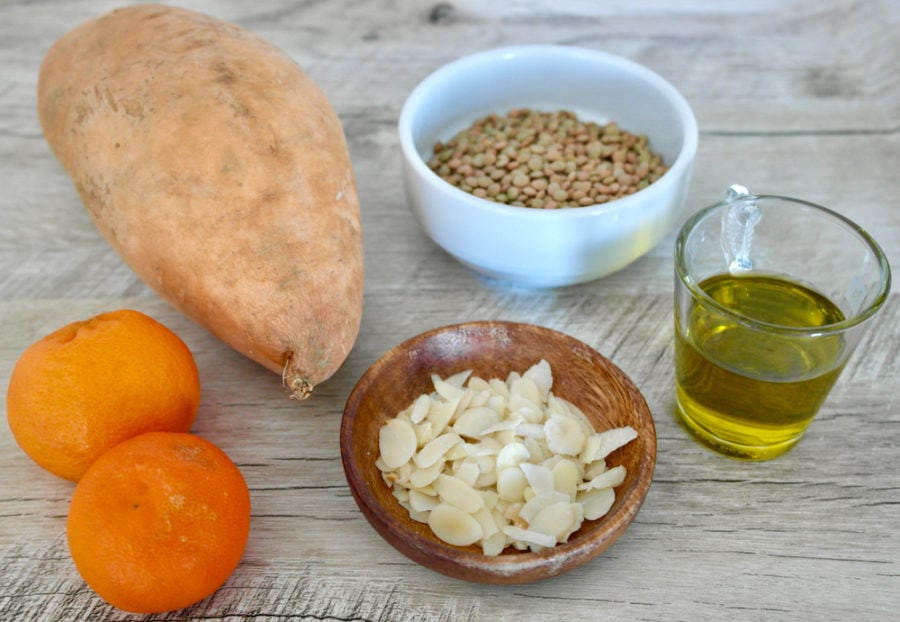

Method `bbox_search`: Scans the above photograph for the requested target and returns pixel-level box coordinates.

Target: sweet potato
[37,5,364,399]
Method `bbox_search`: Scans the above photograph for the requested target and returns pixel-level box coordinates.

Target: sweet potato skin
[38,5,364,398]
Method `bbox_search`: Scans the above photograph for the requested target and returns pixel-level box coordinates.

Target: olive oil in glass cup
[674,186,891,460]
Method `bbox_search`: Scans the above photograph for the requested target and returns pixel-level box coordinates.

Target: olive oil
[675,273,847,459]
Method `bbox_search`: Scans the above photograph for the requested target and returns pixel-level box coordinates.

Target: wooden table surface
[1,1,898,620]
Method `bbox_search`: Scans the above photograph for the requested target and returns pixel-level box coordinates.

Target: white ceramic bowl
[399,45,698,288]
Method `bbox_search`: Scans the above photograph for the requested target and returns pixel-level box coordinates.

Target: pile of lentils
[427,109,669,209]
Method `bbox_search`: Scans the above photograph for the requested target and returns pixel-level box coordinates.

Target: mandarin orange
[6,309,200,481]
[66,431,251,613]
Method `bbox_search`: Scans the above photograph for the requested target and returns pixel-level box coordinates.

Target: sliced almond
[524,436,550,464]
[408,507,430,524]
[503,501,524,523]
[434,474,484,514]
[496,466,527,502]
[496,441,531,471]
[577,464,627,492]
[488,377,509,398]
[514,422,546,439]
[450,389,474,423]
[552,458,581,500]
[486,394,508,416]
[409,488,439,513]
[550,396,595,437]
[426,396,459,436]
[414,432,462,469]
[493,428,517,446]
[509,376,542,407]
[480,489,499,510]
[414,420,434,447]
[467,376,492,392]
[529,500,580,542]
[510,402,543,424]
[519,489,570,524]
[477,416,520,436]
[474,458,498,489]
[593,426,639,460]
[482,531,508,556]
[544,412,586,456]
[444,442,469,462]
[472,506,500,539]
[577,486,616,520]
[523,359,553,397]
[432,374,459,400]
[446,369,472,389]
[467,389,490,409]
[502,524,557,549]
[379,418,418,469]
[428,503,483,546]
[584,458,608,480]
[579,433,604,464]
[409,459,444,488]
[410,393,432,423]
[519,462,554,495]
[452,458,480,488]
[392,487,409,505]
[453,406,501,438]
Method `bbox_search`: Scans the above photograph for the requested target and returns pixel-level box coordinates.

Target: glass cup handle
[722,184,761,274]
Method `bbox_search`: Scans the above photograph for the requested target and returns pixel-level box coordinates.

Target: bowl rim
[339,320,658,583]
[398,44,698,220]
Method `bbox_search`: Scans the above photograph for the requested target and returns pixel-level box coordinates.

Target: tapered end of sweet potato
[281,354,316,400]
[285,374,314,401]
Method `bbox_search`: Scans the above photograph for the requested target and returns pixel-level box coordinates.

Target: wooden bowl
[340,321,656,584]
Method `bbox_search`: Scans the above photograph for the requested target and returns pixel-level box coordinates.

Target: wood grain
[1,0,898,620]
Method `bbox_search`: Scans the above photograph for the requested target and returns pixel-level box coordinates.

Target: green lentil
[428,109,669,209]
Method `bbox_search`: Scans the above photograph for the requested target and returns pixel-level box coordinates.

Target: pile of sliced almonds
[376,360,637,556]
